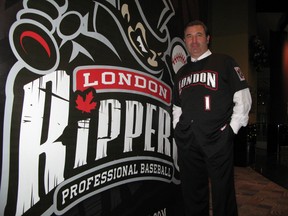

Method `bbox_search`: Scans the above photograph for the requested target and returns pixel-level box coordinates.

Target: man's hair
[184,20,210,38]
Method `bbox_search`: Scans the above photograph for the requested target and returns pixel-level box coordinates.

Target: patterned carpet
[234,166,288,216]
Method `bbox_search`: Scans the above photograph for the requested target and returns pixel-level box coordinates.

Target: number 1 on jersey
[204,95,211,111]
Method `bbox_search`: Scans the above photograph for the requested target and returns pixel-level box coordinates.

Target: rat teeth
[136,36,148,53]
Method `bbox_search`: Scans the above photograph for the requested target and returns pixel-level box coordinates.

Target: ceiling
[256,0,287,13]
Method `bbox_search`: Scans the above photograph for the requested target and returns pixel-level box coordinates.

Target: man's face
[184,25,210,59]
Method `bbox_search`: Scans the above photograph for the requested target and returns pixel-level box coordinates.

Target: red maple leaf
[76,91,97,113]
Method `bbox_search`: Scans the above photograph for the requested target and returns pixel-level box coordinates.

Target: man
[172,20,252,216]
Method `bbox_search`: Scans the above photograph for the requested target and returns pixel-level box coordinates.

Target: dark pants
[175,123,238,216]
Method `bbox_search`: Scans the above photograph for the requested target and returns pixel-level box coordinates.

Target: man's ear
[207,35,210,44]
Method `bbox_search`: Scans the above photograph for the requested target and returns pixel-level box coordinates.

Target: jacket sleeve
[230,88,252,134]
[172,104,182,129]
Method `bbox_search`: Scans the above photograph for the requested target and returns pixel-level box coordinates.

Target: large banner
[0,0,191,215]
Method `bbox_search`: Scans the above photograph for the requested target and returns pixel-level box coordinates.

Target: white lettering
[200,72,206,83]
[193,73,199,82]
[102,71,115,84]
[179,71,217,93]
[157,108,171,156]
[158,85,167,100]
[86,176,94,190]
[79,70,170,104]
[134,75,146,88]
[79,180,86,193]
[124,101,143,152]
[148,80,158,93]
[16,71,69,215]
[14,70,174,214]
[70,184,78,199]
[74,119,90,168]
[62,189,69,205]
[96,99,121,160]
[83,72,98,87]
[153,208,167,216]
[118,73,132,85]
[207,72,216,88]
[144,104,156,151]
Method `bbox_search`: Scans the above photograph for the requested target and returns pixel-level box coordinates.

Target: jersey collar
[190,49,212,62]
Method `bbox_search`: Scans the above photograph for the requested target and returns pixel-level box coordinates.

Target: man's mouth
[136,35,148,53]
[128,23,149,57]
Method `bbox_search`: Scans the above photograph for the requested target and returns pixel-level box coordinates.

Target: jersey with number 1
[172,53,249,136]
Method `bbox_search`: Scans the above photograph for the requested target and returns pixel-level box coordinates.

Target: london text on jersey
[178,70,218,94]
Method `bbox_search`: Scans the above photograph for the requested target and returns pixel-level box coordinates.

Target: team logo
[234,66,246,81]
[0,0,187,215]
